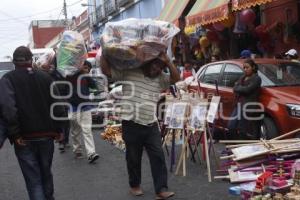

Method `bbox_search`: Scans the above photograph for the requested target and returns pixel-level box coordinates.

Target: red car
[190,59,300,139]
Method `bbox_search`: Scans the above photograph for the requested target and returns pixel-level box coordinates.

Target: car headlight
[286,104,300,118]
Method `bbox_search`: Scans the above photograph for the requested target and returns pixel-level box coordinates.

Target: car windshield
[258,62,300,87]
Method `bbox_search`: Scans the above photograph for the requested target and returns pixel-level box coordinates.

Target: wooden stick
[206,122,220,168]
[260,138,273,150]
[204,129,212,182]
[271,128,300,140]
[226,139,300,148]
[220,155,235,160]
[220,128,300,145]
[182,130,186,177]
[233,142,300,161]
[214,175,229,180]
[220,140,261,144]
[175,130,189,176]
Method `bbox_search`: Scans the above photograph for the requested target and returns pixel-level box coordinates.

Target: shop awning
[158,0,190,24]
[186,0,230,26]
[232,0,273,11]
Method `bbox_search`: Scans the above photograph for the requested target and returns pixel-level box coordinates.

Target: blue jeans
[14,138,55,200]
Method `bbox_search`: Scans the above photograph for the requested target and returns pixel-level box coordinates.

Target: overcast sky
[0,0,86,59]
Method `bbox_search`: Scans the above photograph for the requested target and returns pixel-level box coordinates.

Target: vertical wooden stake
[204,128,212,182]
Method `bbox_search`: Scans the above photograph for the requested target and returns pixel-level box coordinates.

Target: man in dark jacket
[0,46,66,200]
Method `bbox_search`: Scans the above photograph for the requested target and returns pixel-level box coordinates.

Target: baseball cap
[240,49,252,59]
[285,49,298,56]
[13,46,33,62]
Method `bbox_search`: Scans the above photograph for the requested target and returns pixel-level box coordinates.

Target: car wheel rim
[260,124,267,139]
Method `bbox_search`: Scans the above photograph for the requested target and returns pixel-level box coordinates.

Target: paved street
[0,129,236,200]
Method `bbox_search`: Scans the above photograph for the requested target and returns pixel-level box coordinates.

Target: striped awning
[187,0,230,26]
[232,0,273,11]
[158,0,190,25]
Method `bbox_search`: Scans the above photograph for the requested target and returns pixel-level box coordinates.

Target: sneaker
[88,153,99,163]
[58,143,65,153]
[75,152,84,159]
[155,191,175,200]
[129,187,144,196]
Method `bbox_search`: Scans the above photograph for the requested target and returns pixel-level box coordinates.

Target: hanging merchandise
[195,26,206,37]
[233,12,247,34]
[211,42,221,57]
[199,36,210,48]
[255,25,269,41]
[184,26,196,35]
[213,22,225,32]
[240,9,256,25]
[221,13,235,28]
[189,35,200,48]
[206,31,219,43]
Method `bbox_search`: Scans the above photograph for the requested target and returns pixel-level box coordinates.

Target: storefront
[160,0,300,62]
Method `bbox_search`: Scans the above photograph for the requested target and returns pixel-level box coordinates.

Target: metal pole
[63,0,68,29]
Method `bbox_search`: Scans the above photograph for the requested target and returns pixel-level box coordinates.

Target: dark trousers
[60,120,70,145]
[14,138,55,200]
[0,118,7,148]
[228,107,261,140]
[122,120,168,194]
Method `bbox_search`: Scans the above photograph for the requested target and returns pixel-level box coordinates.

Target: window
[199,64,223,84]
[220,64,244,87]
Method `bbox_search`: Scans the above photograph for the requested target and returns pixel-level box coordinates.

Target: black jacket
[233,73,262,105]
[0,68,67,140]
[67,72,97,108]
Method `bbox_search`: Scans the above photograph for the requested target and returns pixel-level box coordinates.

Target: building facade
[28,20,66,49]
[45,10,90,49]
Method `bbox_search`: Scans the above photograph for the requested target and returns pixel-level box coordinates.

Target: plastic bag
[57,31,87,76]
[100,18,180,70]
[35,50,55,71]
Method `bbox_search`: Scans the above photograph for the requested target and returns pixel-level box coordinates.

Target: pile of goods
[57,31,87,76]
[101,124,125,151]
[100,18,179,70]
[216,128,300,199]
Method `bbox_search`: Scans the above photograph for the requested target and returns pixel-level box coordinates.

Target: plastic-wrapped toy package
[35,50,55,70]
[57,31,87,76]
[100,18,180,70]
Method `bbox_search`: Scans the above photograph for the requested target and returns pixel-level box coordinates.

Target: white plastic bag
[100,18,180,70]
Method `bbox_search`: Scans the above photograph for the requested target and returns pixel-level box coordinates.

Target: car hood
[263,86,300,103]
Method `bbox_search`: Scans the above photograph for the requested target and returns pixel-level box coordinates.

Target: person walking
[101,53,180,199]
[228,59,262,139]
[67,60,99,163]
[36,52,71,152]
[0,46,66,200]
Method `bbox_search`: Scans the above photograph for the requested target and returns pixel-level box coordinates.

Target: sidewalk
[0,130,237,200]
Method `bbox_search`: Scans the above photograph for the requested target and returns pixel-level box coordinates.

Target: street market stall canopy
[186,0,230,26]
[158,0,190,25]
[232,0,273,11]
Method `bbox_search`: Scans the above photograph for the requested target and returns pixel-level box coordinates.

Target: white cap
[285,49,298,56]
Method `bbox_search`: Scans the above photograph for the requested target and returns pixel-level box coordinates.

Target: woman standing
[229,59,262,139]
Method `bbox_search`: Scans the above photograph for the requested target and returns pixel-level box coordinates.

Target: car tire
[260,117,279,139]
